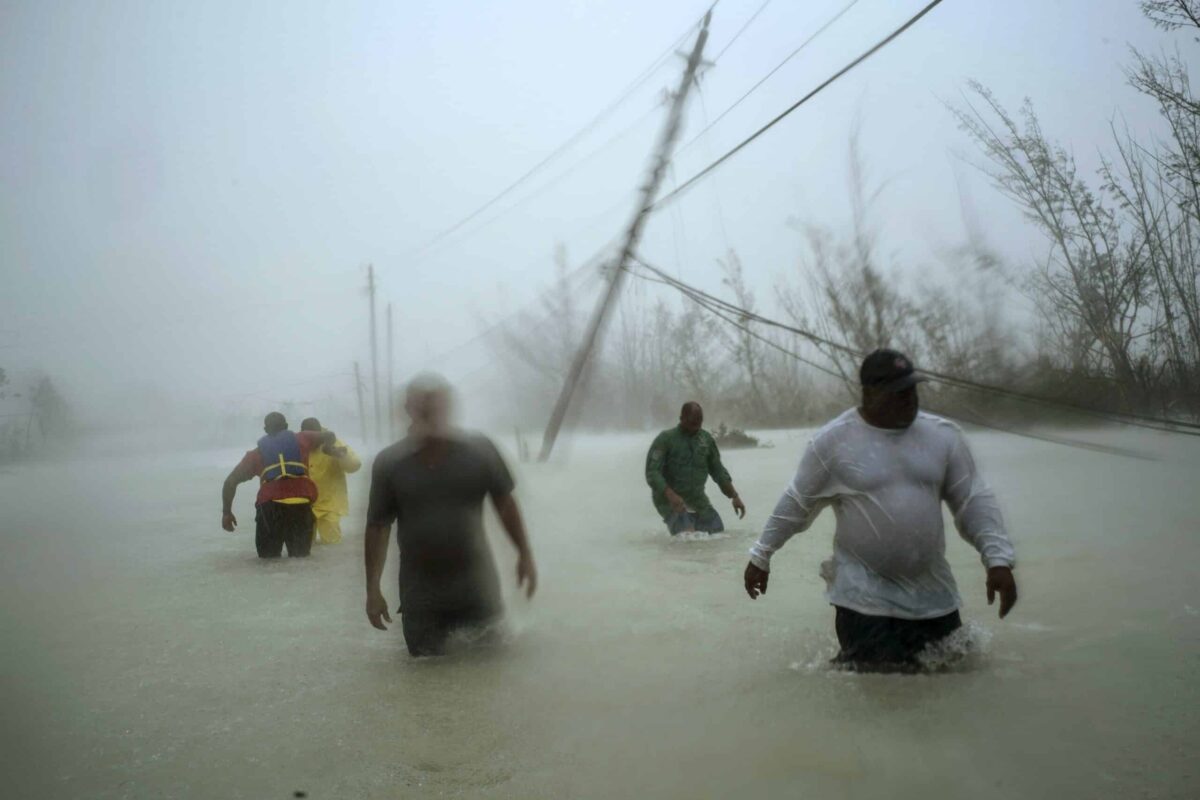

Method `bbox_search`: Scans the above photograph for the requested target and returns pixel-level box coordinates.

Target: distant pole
[539,11,711,461]
[353,360,368,445]
[386,302,395,442]
[367,264,381,442]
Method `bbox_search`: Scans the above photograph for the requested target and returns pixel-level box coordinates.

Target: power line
[627,255,1200,436]
[406,7,715,261]
[711,0,774,63]
[410,102,662,257]
[635,263,1155,459]
[676,0,862,158]
[653,0,947,212]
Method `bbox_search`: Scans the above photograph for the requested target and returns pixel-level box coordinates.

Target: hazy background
[2,0,1187,433]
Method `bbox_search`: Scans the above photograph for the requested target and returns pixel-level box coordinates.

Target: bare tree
[951,84,1152,409]
[1140,1,1200,32]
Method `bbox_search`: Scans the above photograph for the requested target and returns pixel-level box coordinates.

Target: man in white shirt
[743,349,1018,672]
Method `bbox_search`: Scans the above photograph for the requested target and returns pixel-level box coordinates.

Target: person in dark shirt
[364,374,537,657]
[221,411,336,558]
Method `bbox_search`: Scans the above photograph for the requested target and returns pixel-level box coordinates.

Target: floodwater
[1,425,1198,799]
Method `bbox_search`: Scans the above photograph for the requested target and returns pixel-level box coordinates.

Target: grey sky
[0,0,1189,425]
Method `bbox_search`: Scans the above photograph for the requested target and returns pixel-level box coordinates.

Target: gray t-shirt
[367,432,515,616]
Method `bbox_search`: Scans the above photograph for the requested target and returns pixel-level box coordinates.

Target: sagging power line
[627,255,1200,438]
[628,259,1156,459]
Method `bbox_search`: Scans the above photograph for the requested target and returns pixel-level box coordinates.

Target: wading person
[300,417,361,545]
[743,349,1018,672]
[364,374,537,657]
[221,412,336,558]
[646,401,746,535]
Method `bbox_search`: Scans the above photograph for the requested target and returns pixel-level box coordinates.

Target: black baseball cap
[859,349,927,393]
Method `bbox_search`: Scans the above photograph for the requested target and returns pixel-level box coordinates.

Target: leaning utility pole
[538,11,711,461]
[367,264,382,443]
[353,360,368,445]
[386,302,395,441]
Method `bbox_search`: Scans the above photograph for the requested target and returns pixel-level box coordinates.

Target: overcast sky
[1,0,1190,427]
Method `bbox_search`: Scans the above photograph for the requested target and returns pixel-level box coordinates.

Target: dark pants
[254,502,314,558]
[665,508,725,535]
[401,606,499,657]
[833,606,961,673]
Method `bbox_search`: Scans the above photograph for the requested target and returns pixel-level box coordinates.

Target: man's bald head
[263,412,287,435]
[679,401,703,435]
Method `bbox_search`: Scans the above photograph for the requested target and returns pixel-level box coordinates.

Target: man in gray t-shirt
[364,374,537,657]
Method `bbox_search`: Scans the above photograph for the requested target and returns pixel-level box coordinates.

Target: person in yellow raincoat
[300,417,362,544]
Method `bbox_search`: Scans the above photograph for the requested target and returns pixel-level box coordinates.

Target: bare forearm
[719,481,739,499]
[364,524,391,593]
[493,494,532,556]
[221,478,238,514]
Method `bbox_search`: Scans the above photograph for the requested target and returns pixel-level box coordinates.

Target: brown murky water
[2,426,1198,798]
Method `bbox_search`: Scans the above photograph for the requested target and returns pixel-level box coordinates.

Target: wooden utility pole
[538,11,711,461]
[367,264,381,443]
[353,360,368,445]
[386,302,395,441]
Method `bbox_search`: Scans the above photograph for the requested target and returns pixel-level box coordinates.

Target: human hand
[366,590,393,630]
[732,495,746,519]
[516,552,538,599]
[665,488,686,514]
[744,561,769,599]
[986,566,1018,618]
[221,511,237,532]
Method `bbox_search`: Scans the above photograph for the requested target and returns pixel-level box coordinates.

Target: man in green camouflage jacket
[645,402,746,535]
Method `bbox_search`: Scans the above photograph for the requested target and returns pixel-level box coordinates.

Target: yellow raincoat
[307,437,361,544]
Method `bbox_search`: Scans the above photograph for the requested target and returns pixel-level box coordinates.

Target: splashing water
[671,530,731,542]
[787,621,994,675]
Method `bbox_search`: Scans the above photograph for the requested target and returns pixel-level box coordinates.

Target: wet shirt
[749,409,1015,620]
[366,433,514,616]
[230,430,324,506]
[645,426,732,520]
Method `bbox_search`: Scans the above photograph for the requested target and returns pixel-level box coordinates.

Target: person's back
[221,412,336,558]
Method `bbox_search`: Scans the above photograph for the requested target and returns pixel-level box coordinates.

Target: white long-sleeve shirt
[749,409,1015,620]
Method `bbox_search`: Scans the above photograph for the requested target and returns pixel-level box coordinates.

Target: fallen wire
[627,255,1200,438]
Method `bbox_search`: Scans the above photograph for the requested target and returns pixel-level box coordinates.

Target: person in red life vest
[221,411,337,558]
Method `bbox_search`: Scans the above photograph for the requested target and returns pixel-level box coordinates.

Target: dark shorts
[665,508,725,535]
[401,605,501,657]
[254,502,314,558]
[833,606,962,673]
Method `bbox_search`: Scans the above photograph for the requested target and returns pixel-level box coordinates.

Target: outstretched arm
[492,493,537,598]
